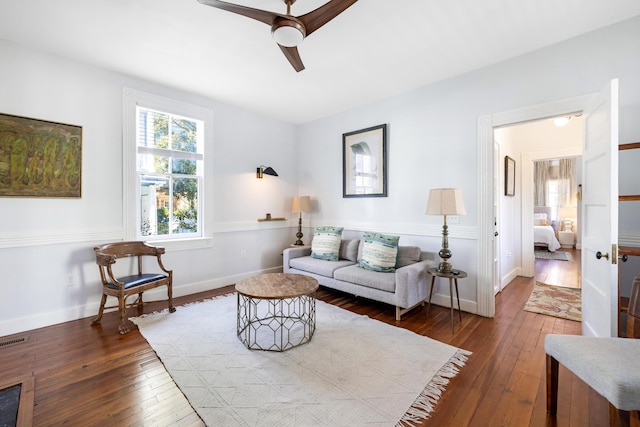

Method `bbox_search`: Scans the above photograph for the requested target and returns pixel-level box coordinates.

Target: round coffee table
[235,273,319,351]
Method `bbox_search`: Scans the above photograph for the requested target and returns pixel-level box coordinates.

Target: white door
[581,79,619,337]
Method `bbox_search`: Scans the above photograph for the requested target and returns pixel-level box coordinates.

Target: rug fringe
[396,349,472,427]
[130,293,235,320]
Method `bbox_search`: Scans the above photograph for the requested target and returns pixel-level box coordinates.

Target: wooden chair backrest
[627,277,640,338]
[94,241,164,260]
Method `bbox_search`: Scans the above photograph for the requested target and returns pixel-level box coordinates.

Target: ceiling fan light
[272,21,305,47]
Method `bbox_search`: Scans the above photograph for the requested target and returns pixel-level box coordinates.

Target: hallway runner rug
[524,282,582,321]
[534,250,573,261]
[131,293,471,426]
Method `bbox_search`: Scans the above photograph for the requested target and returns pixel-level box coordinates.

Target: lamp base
[293,240,304,246]
[437,261,453,273]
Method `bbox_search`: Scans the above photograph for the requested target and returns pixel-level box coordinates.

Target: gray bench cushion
[334,264,396,293]
[289,256,355,278]
[545,334,640,410]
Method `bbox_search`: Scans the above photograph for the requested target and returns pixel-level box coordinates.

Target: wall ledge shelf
[257,217,287,222]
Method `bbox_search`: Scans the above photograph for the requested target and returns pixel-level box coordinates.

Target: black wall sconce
[257,165,278,179]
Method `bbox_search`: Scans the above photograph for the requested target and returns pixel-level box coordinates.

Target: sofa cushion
[396,246,421,268]
[311,226,344,261]
[358,232,400,272]
[339,239,360,262]
[334,264,396,293]
[289,256,355,278]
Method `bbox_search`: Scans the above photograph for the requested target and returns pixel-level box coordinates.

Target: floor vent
[0,336,28,349]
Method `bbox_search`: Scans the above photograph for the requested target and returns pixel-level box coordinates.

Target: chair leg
[546,354,559,415]
[118,295,130,335]
[91,293,107,325]
[168,286,176,313]
[136,292,144,309]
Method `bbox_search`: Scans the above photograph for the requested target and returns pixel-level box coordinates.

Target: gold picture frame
[0,113,82,198]
[342,124,388,198]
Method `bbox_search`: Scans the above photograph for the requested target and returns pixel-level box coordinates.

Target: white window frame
[123,88,213,251]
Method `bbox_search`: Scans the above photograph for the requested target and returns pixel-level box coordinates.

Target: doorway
[476,93,592,317]
[494,116,583,287]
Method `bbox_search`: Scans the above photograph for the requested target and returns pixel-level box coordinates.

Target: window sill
[145,237,213,252]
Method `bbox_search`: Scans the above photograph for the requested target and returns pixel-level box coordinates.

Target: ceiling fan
[198,0,359,72]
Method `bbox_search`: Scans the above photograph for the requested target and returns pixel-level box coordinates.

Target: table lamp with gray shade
[291,196,312,245]
[426,188,466,273]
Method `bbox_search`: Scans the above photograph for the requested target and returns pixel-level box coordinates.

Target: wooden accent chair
[92,241,176,334]
[545,278,640,426]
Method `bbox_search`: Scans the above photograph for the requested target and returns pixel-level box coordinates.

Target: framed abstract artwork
[342,124,387,198]
[0,113,82,198]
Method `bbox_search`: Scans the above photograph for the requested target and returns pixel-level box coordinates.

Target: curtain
[534,160,550,207]
[558,158,575,207]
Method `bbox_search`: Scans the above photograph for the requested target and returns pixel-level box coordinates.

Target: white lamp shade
[559,206,576,218]
[426,188,466,216]
[291,196,312,213]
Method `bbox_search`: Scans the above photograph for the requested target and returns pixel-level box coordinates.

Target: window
[123,89,213,249]
[137,108,202,238]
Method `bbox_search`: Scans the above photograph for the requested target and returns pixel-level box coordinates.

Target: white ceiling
[2,0,640,124]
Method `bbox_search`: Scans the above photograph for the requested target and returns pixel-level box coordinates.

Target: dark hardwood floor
[1,248,606,426]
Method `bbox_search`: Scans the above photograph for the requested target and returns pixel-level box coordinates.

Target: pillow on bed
[533,213,548,226]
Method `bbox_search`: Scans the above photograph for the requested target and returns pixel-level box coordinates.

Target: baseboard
[501,267,521,288]
[428,293,478,315]
[0,267,282,337]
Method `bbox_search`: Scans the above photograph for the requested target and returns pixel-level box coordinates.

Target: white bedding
[534,225,561,252]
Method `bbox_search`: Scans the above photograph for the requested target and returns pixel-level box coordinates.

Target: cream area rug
[131,294,471,426]
[524,282,582,322]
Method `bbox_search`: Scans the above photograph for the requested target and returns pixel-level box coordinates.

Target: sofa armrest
[283,246,312,273]
[396,259,433,284]
[395,259,436,302]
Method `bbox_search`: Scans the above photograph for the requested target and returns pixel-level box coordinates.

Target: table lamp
[291,196,312,245]
[426,188,466,273]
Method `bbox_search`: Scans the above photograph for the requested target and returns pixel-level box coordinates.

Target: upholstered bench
[545,334,640,424]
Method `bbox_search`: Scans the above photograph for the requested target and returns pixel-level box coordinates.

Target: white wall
[297,16,640,309]
[0,39,299,335]
[2,15,640,335]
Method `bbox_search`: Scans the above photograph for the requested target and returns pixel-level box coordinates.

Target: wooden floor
[1,248,609,426]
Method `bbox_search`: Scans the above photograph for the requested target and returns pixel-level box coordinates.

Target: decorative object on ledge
[256,165,278,179]
[291,195,312,245]
[0,113,82,198]
[342,124,387,198]
[505,156,515,196]
[426,188,466,273]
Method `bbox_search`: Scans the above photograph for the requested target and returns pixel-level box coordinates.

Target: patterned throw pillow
[358,232,400,272]
[311,226,344,261]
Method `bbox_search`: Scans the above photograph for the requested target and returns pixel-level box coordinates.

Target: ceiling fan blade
[279,45,305,72]
[298,0,359,36]
[197,0,285,26]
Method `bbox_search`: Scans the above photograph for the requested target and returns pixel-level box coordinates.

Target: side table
[427,268,468,333]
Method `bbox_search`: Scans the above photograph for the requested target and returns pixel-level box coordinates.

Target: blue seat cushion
[107,273,168,290]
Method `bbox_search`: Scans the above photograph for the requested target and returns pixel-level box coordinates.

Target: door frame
[477,94,592,317]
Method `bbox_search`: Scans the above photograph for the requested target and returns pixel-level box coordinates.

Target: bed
[533,208,561,252]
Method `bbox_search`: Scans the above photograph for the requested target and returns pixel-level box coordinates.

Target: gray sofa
[283,239,437,320]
